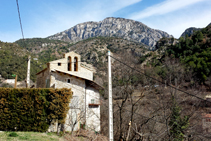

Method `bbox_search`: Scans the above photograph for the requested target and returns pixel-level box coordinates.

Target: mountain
[180,27,201,38]
[47,17,172,49]
[180,22,211,38]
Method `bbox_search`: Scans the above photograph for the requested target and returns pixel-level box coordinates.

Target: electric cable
[16,0,25,43]
[109,55,211,104]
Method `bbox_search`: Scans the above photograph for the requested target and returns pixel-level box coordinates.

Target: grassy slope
[0,132,64,141]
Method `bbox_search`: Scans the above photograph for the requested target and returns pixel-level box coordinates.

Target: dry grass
[63,129,108,141]
[0,130,108,141]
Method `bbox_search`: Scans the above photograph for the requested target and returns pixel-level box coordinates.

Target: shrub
[8,132,18,137]
[0,88,72,132]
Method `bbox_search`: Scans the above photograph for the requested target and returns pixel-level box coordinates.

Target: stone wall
[50,72,86,131]
[202,114,211,133]
[85,86,101,132]
[36,68,49,88]
[49,72,100,132]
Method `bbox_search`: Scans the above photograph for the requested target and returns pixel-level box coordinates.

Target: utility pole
[108,51,113,141]
[26,56,31,88]
[14,75,17,88]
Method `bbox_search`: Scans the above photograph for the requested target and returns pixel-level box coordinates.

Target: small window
[58,63,61,66]
[67,79,71,83]
[91,99,95,104]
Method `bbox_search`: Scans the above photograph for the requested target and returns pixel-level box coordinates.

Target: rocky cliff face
[180,23,211,38]
[48,17,172,49]
[180,27,201,38]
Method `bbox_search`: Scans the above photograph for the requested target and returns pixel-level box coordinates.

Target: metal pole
[27,56,31,88]
[108,51,113,141]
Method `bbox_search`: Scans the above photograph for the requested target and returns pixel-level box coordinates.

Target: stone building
[36,52,102,132]
[202,113,211,133]
[201,95,211,133]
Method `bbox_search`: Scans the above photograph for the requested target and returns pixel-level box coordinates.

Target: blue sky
[0,0,211,42]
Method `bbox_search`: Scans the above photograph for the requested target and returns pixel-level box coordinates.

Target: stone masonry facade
[36,52,102,132]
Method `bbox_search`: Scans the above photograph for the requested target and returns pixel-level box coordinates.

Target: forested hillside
[0,41,43,81]
[0,37,149,83]
[16,37,148,76]
[0,38,71,82]
[15,38,69,64]
[98,24,211,140]
[139,23,211,86]
[166,24,211,83]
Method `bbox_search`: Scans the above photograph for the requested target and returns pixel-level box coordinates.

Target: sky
[0,0,211,42]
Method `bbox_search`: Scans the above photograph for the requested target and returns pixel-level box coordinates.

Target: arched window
[74,57,78,71]
[68,56,71,71]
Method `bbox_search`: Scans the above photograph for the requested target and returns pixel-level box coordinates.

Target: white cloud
[139,8,211,38]
[127,0,211,38]
[130,0,206,20]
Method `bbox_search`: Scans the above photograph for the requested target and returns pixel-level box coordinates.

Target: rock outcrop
[48,17,172,49]
[180,23,211,38]
[180,27,201,38]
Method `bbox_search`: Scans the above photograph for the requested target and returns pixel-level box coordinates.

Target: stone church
[36,51,102,132]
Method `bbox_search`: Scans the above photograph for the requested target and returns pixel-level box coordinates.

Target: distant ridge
[180,27,201,38]
[48,17,172,49]
[180,22,211,38]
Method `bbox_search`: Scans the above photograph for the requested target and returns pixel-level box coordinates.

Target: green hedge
[0,88,72,132]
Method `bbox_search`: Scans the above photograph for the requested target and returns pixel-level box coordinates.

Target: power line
[111,106,166,125]
[109,55,211,104]
[16,0,25,41]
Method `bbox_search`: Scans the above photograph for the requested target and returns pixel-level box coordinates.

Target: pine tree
[197,31,203,42]
[169,96,189,141]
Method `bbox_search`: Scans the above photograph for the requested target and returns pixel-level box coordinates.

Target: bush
[8,132,18,137]
[0,88,72,132]
[1,83,13,88]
